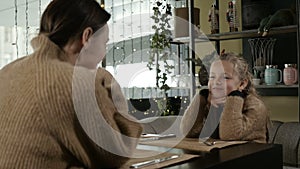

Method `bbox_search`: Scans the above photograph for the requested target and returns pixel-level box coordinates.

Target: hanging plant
[147,0,174,92]
[147,0,176,116]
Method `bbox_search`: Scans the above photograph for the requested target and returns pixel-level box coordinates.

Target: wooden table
[137,143,283,169]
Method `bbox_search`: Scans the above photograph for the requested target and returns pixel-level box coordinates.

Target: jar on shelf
[283,64,298,85]
[265,65,282,85]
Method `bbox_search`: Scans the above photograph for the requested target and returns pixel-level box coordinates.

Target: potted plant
[252,69,261,85]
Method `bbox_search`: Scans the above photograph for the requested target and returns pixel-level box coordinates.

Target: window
[0,0,49,68]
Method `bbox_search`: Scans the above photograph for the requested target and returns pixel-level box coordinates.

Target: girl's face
[78,24,109,69]
[208,60,243,98]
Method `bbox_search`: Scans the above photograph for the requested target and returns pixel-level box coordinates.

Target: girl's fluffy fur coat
[180,89,269,143]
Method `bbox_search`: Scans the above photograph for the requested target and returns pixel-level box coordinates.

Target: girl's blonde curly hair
[219,52,259,97]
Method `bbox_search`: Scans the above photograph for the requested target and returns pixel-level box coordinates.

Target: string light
[25,0,29,55]
[101,4,105,8]
[127,96,190,118]
[38,0,42,19]
[148,0,152,60]
[14,0,19,58]
[121,0,126,63]
[130,0,134,63]
[139,0,142,62]
[106,0,192,118]
[100,0,105,9]
[111,0,115,66]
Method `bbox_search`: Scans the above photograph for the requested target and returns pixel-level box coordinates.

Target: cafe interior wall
[0,0,297,121]
[195,0,298,122]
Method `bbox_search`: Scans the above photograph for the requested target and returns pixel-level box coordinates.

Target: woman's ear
[81,27,93,45]
[239,79,249,91]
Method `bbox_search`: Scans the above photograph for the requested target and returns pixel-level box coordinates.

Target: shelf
[171,35,209,44]
[207,25,297,41]
[197,84,298,96]
[256,84,298,96]
[254,84,298,89]
[171,25,297,43]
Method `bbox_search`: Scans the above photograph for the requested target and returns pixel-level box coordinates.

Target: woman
[180,52,269,143]
[0,0,142,168]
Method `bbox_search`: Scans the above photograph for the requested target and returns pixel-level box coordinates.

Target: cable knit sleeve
[96,68,142,138]
[92,68,143,164]
[7,35,143,169]
[45,67,142,169]
[180,92,209,138]
[219,95,268,143]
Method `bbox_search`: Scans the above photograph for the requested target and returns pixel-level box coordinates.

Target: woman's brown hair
[39,0,110,48]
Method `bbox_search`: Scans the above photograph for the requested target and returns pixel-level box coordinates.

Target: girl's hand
[228,90,246,98]
[208,93,226,108]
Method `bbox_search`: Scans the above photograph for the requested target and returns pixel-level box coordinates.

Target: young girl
[180,52,269,143]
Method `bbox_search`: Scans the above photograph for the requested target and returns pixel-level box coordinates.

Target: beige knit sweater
[0,35,142,169]
[180,90,269,143]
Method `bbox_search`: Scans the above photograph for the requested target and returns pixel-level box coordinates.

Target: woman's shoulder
[0,55,33,73]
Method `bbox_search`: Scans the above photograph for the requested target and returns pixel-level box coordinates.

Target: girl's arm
[219,92,268,142]
[180,90,209,138]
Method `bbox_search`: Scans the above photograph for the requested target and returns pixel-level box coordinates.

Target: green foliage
[147,0,174,116]
[147,0,173,93]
